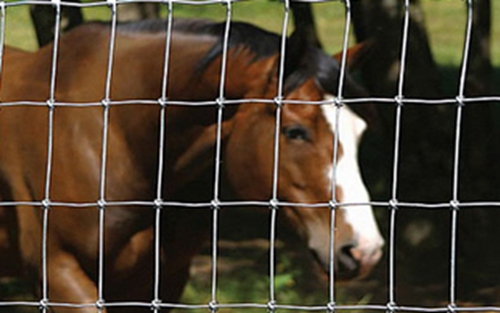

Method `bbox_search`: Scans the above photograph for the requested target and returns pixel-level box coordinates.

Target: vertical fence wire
[41,1,62,311]
[268,0,291,307]
[327,0,353,305]
[449,0,473,308]
[153,1,174,310]
[209,0,233,308]
[387,0,411,308]
[96,1,118,309]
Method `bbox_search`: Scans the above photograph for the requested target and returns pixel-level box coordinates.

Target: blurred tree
[349,0,500,306]
[30,4,83,47]
[466,0,492,96]
[350,0,441,98]
[290,1,321,49]
[30,1,160,47]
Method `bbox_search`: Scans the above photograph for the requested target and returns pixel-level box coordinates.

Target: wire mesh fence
[0,0,499,312]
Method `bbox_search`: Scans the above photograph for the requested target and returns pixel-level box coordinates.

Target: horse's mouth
[310,244,382,281]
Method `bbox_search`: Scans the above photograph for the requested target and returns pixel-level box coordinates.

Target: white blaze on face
[321,103,384,259]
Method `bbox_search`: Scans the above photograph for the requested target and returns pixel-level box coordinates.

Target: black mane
[110,18,358,96]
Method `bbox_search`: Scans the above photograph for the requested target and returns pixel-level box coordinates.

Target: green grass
[422,0,500,67]
[5,0,500,67]
[4,4,37,51]
[2,0,357,55]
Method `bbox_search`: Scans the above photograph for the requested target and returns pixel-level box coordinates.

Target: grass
[422,0,500,67]
[5,0,500,67]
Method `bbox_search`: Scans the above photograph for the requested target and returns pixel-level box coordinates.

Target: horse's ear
[284,30,309,79]
[333,40,374,71]
[173,119,234,186]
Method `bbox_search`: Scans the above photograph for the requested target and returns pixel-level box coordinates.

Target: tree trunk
[30,1,160,48]
[30,3,83,47]
[351,0,441,98]
[466,0,492,95]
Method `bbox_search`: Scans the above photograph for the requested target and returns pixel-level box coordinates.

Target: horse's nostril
[337,244,360,279]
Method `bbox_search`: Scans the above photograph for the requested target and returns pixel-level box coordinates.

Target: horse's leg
[105,228,154,313]
[0,172,22,279]
[0,206,21,278]
[47,249,102,313]
[160,254,192,305]
[103,223,197,313]
[158,209,212,307]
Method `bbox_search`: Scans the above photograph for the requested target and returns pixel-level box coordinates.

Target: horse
[0,18,384,312]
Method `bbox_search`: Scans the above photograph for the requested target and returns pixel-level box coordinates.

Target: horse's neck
[109,30,278,138]
[162,31,278,100]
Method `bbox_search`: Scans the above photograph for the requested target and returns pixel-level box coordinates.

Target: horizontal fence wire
[0,0,499,312]
[1,96,500,108]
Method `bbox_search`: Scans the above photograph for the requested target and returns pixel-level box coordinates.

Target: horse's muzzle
[337,242,383,280]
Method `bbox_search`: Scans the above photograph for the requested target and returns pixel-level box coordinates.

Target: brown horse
[0,19,383,312]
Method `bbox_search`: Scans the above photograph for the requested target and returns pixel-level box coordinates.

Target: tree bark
[351,0,441,98]
[30,3,83,47]
[30,1,160,48]
[466,0,492,95]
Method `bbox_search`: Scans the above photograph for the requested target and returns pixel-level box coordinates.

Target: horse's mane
[113,18,281,66]
[95,18,360,96]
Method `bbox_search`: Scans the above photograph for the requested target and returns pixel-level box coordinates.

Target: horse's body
[0,19,383,312]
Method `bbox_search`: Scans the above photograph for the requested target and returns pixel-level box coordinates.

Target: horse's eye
[283,125,310,141]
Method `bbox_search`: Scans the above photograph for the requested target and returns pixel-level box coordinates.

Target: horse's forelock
[283,46,343,96]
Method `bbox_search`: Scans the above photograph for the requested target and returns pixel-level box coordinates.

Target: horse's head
[221,40,383,280]
[171,22,383,280]
[223,92,383,280]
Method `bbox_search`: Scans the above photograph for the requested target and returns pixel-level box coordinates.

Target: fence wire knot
[273,96,283,108]
[386,301,397,312]
[211,199,221,210]
[95,299,105,310]
[151,299,162,311]
[97,199,107,210]
[389,199,399,210]
[267,300,277,312]
[394,95,404,107]
[282,0,290,12]
[269,198,279,210]
[208,300,218,312]
[327,301,336,313]
[41,198,51,210]
[329,200,338,210]
[447,303,457,313]
[46,99,55,110]
[334,96,343,108]
[455,96,465,107]
[101,99,110,109]
[158,97,168,108]
[107,0,117,10]
[154,198,163,209]
[216,97,225,109]
[219,0,232,7]
[450,200,460,211]
[39,298,49,310]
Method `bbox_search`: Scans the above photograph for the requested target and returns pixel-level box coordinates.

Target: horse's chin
[310,247,381,282]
